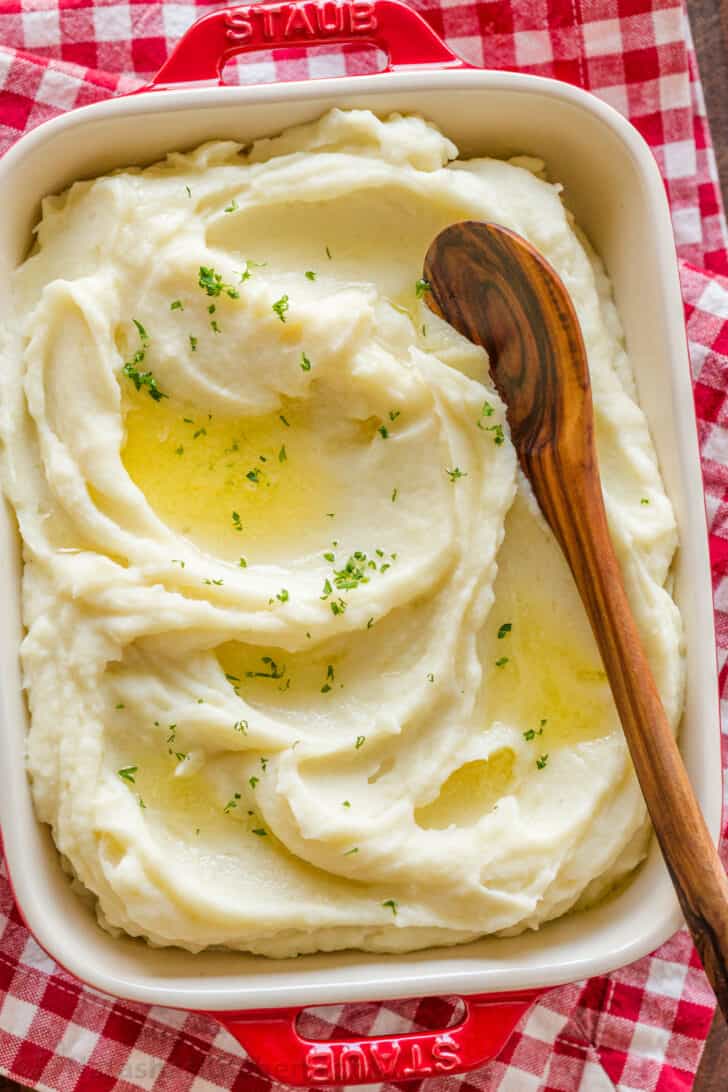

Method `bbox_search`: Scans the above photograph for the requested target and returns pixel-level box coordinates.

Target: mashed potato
[0,109,684,956]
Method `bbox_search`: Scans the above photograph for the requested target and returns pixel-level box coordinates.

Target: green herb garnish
[272,295,289,322]
[117,766,137,784]
[415,278,430,298]
[198,265,240,299]
[122,320,167,401]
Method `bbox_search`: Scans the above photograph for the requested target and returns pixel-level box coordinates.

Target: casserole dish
[0,1,721,1083]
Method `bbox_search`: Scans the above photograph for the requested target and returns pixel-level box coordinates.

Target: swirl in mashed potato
[0,109,684,956]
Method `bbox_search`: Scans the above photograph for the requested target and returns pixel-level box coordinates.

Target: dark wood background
[0,2,725,1089]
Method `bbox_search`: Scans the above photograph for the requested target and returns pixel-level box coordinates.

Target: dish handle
[208,989,546,1085]
[143,0,472,89]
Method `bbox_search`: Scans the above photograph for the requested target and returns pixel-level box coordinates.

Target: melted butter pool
[121,389,339,564]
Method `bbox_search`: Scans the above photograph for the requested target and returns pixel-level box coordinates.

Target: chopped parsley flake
[198,265,240,299]
[497,623,512,639]
[185,185,191,198]
[321,578,333,599]
[388,409,400,422]
[446,467,467,482]
[224,198,239,213]
[251,827,267,836]
[331,598,347,615]
[641,497,650,505]
[203,578,224,586]
[523,729,536,742]
[170,299,183,311]
[323,552,335,562]
[189,335,198,352]
[415,278,431,298]
[122,321,167,402]
[321,683,332,694]
[193,428,207,439]
[367,617,374,629]
[382,898,398,914]
[536,754,549,770]
[391,487,398,503]
[355,735,366,750]
[427,673,435,682]
[233,720,248,734]
[139,797,146,808]
[278,444,287,463]
[300,352,312,372]
[246,657,285,680]
[246,468,261,484]
[238,557,247,568]
[342,800,351,807]
[272,295,289,322]
[115,703,125,709]
[249,776,259,789]
[280,415,290,427]
[495,656,509,667]
[305,270,316,281]
[276,588,289,603]
[477,401,495,424]
[210,319,221,334]
[326,246,332,260]
[344,847,358,855]
[224,792,241,813]
[175,446,184,456]
[117,766,137,784]
[232,511,242,532]
[378,424,389,439]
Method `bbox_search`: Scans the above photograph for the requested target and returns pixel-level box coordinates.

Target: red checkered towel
[0,2,726,1089]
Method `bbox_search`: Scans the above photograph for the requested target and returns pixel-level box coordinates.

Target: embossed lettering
[225,9,254,42]
[318,0,346,32]
[305,1047,335,1083]
[339,1046,370,1083]
[370,1041,402,1077]
[402,1041,429,1077]
[432,1036,461,1071]
[285,2,316,35]
[351,0,377,31]
[260,5,280,37]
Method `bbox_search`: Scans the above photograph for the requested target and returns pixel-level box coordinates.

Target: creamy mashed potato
[0,110,684,956]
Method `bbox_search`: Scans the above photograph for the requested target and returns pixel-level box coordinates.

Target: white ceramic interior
[0,67,720,1012]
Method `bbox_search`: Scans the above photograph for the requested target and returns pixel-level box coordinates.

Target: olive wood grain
[423,221,728,1020]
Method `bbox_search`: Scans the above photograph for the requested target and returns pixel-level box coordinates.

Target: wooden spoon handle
[533,443,728,1016]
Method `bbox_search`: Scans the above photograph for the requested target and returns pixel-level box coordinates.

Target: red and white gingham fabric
[0,1,726,1089]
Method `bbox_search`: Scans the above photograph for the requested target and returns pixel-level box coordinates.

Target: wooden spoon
[423,220,728,1017]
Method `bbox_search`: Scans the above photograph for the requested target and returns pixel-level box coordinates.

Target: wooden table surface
[0,2,725,1090]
